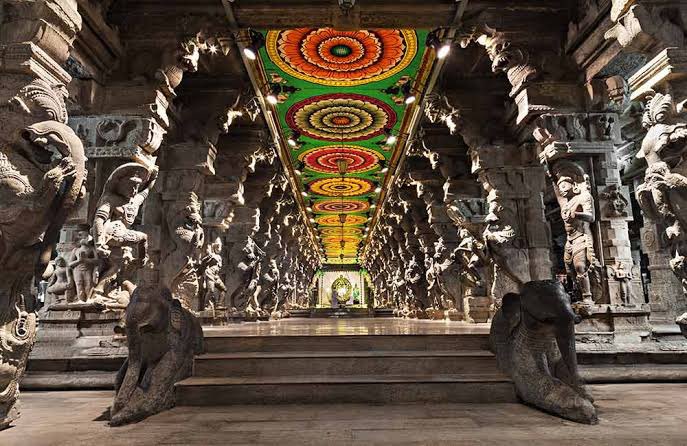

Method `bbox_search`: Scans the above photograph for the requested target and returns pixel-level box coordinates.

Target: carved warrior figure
[110,282,203,426]
[0,79,87,429]
[160,192,205,311]
[198,238,227,311]
[92,163,158,298]
[550,162,600,303]
[491,280,597,424]
[635,92,687,294]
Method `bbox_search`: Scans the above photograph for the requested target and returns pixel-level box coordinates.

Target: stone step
[193,350,500,377]
[175,373,517,405]
[204,334,490,353]
[579,364,687,382]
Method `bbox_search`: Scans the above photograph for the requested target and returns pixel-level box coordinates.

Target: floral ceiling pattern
[259,28,432,264]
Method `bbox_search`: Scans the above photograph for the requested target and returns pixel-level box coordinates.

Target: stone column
[0,0,83,429]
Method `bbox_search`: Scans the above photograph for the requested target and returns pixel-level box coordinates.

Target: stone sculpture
[550,162,601,303]
[45,255,75,304]
[67,224,100,302]
[199,238,227,311]
[110,282,203,426]
[635,92,687,294]
[490,280,597,424]
[0,79,87,429]
[609,260,634,305]
[160,192,205,311]
[92,163,158,299]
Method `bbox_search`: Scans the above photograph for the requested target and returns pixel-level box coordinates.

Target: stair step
[193,350,499,377]
[175,373,516,405]
[204,334,490,353]
[580,364,687,383]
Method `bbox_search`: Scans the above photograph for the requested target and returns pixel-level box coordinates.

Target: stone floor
[4,384,687,445]
[204,318,491,336]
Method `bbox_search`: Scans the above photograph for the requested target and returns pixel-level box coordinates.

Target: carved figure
[160,192,205,311]
[67,224,99,302]
[0,79,87,429]
[599,184,629,218]
[45,256,75,304]
[199,238,227,311]
[110,283,203,426]
[550,163,600,302]
[92,163,158,297]
[491,280,597,424]
[609,261,634,305]
[635,92,687,293]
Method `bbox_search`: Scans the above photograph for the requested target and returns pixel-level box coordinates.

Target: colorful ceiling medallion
[319,227,364,237]
[266,28,417,86]
[317,214,367,226]
[313,199,371,214]
[286,93,396,142]
[298,146,382,174]
[308,177,374,197]
[323,235,360,244]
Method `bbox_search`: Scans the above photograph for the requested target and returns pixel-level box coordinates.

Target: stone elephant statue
[110,283,203,426]
[490,279,597,424]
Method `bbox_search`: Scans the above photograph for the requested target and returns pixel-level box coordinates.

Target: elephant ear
[500,293,522,336]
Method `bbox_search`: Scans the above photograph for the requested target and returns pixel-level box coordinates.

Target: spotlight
[294,169,302,176]
[437,43,451,59]
[401,83,416,105]
[243,29,265,61]
[287,131,301,147]
[383,128,397,145]
[301,191,308,197]
[309,218,315,223]
[426,29,451,60]
[306,206,312,212]
[374,187,382,194]
[370,204,376,209]
[380,167,389,173]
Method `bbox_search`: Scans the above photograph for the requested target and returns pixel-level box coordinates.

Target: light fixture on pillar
[243,29,265,61]
[426,29,451,59]
[383,127,397,146]
[287,131,301,148]
[382,82,416,105]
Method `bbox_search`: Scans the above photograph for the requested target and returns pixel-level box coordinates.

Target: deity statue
[550,162,600,302]
[91,163,158,297]
[609,260,634,305]
[45,255,75,304]
[199,238,227,311]
[67,224,99,302]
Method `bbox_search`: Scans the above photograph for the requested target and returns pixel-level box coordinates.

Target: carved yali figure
[490,280,597,424]
[110,283,203,426]
[635,92,687,293]
[92,163,158,297]
[0,80,87,429]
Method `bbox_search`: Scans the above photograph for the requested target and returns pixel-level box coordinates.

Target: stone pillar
[0,0,83,429]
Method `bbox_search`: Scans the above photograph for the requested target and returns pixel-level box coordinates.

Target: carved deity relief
[160,192,205,311]
[198,237,227,311]
[549,161,601,303]
[91,162,158,302]
[635,92,687,294]
[0,78,87,429]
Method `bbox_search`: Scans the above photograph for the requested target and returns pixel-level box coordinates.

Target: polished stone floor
[204,318,491,337]
[4,384,687,445]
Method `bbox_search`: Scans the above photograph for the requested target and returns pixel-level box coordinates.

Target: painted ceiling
[257,28,432,264]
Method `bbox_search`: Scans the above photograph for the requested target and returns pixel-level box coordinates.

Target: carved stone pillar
[0,0,84,429]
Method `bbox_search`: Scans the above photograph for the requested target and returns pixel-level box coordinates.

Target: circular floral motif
[319,227,364,237]
[299,146,383,174]
[308,177,374,197]
[323,235,361,245]
[266,28,417,86]
[287,94,396,142]
[316,214,367,226]
[313,198,370,213]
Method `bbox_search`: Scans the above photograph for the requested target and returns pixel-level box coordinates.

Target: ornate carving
[160,192,205,311]
[491,280,597,424]
[155,38,200,98]
[460,25,538,97]
[549,161,601,303]
[70,116,166,158]
[635,92,687,295]
[91,163,158,301]
[598,184,630,218]
[605,4,685,52]
[198,238,227,311]
[0,78,86,429]
[423,93,461,135]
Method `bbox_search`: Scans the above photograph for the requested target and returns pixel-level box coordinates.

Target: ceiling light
[380,167,389,173]
[338,213,347,224]
[336,158,349,176]
[370,204,376,209]
[287,131,301,147]
[243,29,265,61]
[401,83,416,104]
[374,187,382,194]
[266,94,278,105]
[306,206,312,212]
[301,191,308,197]
[294,169,302,176]
[437,43,451,59]
[309,218,315,223]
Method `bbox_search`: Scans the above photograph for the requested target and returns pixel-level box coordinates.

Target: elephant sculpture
[110,283,203,426]
[490,280,597,424]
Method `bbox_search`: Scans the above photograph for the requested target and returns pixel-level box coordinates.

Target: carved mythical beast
[110,282,203,426]
[491,280,597,424]
[0,80,87,429]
